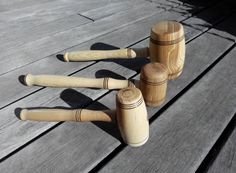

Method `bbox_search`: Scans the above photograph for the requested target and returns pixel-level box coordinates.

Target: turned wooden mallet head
[63,21,185,79]
[139,63,168,107]
[20,87,149,147]
[23,62,168,107]
[149,21,185,79]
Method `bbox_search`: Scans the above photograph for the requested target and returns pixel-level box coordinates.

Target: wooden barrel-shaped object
[149,21,185,79]
[140,63,168,107]
[116,87,149,147]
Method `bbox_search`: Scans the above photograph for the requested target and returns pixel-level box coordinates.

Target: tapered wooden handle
[64,48,136,62]
[20,109,116,122]
[25,74,134,89]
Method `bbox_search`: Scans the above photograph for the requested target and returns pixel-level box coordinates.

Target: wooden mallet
[20,87,149,147]
[24,63,168,107]
[64,21,185,79]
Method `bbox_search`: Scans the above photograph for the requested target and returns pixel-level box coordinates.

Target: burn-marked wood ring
[117,97,143,110]
[103,77,109,89]
[75,109,82,122]
[140,77,167,85]
[150,35,184,46]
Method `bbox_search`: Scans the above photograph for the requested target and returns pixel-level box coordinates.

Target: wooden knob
[116,87,149,147]
[149,21,185,79]
[140,63,168,107]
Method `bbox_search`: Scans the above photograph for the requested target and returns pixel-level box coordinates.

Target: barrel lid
[141,63,168,84]
[116,87,143,109]
[150,21,184,41]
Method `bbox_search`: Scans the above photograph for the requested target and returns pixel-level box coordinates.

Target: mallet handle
[25,74,133,89]
[64,48,136,62]
[20,109,115,122]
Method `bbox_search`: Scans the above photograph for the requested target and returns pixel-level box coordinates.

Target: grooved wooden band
[150,35,184,46]
[117,97,143,110]
[75,109,82,122]
[127,48,132,58]
[141,77,167,85]
[103,77,109,89]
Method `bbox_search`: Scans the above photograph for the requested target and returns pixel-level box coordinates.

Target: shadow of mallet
[19,87,149,147]
[64,21,185,79]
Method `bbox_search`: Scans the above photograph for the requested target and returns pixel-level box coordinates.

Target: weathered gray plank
[0,0,147,48]
[0,24,234,172]
[0,7,187,160]
[98,42,236,173]
[0,2,229,160]
[0,9,183,109]
[0,1,225,110]
[146,0,183,10]
[81,0,148,21]
[0,0,56,12]
[207,120,236,173]
[0,3,161,75]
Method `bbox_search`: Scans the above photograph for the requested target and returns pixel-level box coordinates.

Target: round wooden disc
[150,21,184,42]
[141,63,168,84]
[116,87,142,109]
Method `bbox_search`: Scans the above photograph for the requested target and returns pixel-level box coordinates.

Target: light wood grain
[98,41,236,173]
[64,48,137,62]
[20,108,115,123]
[24,74,131,89]
[140,63,168,106]
[149,21,185,79]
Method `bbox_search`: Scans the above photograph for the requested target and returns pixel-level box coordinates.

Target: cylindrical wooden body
[149,21,185,79]
[140,63,168,107]
[116,87,149,147]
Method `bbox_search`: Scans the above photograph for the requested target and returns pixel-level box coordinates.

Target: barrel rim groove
[150,35,184,46]
[116,97,143,110]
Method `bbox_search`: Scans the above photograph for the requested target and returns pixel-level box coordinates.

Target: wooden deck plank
[0,3,162,76]
[0,0,56,12]
[98,42,236,173]
[0,2,228,160]
[0,0,148,47]
[207,119,236,173]
[81,0,149,21]
[0,0,106,32]
[0,9,185,109]
[0,1,226,110]
[0,21,234,172]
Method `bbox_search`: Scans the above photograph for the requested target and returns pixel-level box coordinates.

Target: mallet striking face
[24,63,168,107]
[64,21,185,79]
[20,87,149,147]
